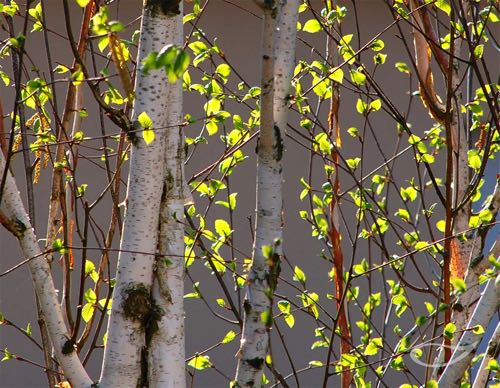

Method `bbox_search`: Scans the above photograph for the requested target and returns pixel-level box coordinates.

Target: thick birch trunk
[472,321,500,388]
[236,1,297,385]
[0,152,92,387]
[147,7,187,387]
[438,275,500,387]
[99,2,180,386]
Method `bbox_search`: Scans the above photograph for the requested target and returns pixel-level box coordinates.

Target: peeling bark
[326,10,352,387]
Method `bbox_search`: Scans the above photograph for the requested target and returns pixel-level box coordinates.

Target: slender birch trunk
[438,274,500,387]
[472,321,500,388]
[411,0,481,371]
[326,7,352,385]
[99,2,181,386]
[236,1,297,385]
[0,151,92,387]
[147,6,188,387]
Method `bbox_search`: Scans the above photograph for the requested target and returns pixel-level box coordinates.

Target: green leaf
[137,111,153,128]
[206,119,218,136]
[346,157,361,170]
[472,325,485,335]
[2,348,13,361]
[350,69,366,85]
[371,39,385,51]
[434,0,451,16]
[436,220,446,233]
[395,62,410,74]
[370,99,382,112]
[303,19,322,33]
[444,322,456,339]
[143,129,155,145]
[474,44,484,59]
[71,68,84,86]
[188,355,212,370]
[85,260,95,276]
[395,208,410,222]
[54,64,70,74]
[215,219,231,237]
[52,239,66,254]
[373,53,387,64]
[400,186,418,202]
[347,127,358,137]
[221,330,237,344]
[451,277,467,294]
[81,303,95,323]
[216,63,231,83]
[468,150,481,170]
[425,302,435,314]
[329,68,344,84]
[293,266,306,285]
[364,337,382,356]
[356,99,368,114]
[314,133,332,154]
[84,288,96,304]
[76,0,91,7]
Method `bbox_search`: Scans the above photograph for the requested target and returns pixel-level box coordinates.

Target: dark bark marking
[145,0,181,16]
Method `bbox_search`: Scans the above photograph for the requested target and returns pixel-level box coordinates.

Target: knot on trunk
[122,284,163,334]
[145,0,181,16]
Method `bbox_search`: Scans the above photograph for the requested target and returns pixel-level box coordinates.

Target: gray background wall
[1,1,498,387]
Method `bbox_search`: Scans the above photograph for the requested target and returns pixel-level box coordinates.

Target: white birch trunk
[236,1,297,386]
[472,321,500,388]
[99,3,178,386]
[438,274,500,387]
[147,6,188,387]
[0,152,92,387]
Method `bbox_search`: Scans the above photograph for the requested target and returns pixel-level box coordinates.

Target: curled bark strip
[450,239,466,280]
[45,3,95,261]
[328,45,352,388]
[108,33,134,101]
[410,0,447,124]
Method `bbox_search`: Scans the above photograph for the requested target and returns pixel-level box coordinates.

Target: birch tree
[100,1,184,387]
[235,1,298,386]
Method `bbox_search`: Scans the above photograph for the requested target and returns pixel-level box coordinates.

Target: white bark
[438,274,500,387]
[0,152,92,387]
[147,7,187,388]
[472,321,500,388]
[273,0,299,134]
[455,185,499,332]
[99,4,176,386]
[236,1,297,386]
